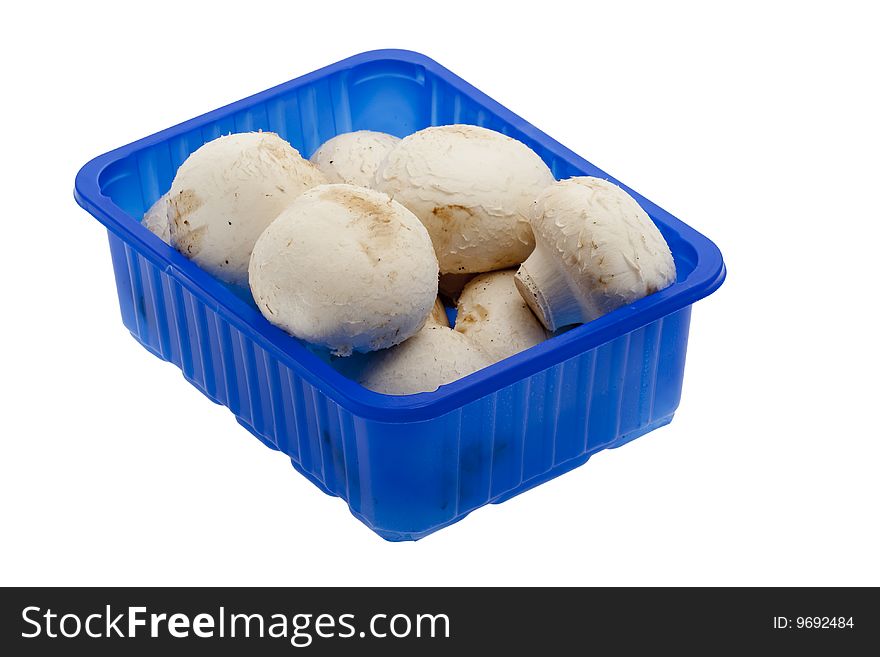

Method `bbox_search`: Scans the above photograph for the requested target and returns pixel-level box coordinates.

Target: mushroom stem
[515,246,583,332]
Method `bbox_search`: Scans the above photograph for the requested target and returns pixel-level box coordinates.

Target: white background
[1,1,877,586]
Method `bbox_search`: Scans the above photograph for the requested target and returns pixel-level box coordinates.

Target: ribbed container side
[109,232,691,540]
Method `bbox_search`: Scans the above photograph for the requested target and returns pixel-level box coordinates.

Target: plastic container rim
[74,48,726,423]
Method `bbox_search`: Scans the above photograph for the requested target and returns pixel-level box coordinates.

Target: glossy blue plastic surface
[75,50,725,540]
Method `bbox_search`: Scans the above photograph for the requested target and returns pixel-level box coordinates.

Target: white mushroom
[142,193,170,243]
[332,297,448,383]
[248,184,438,356]
[375,125,555,274]
[455,270,548,362]
[309,130,400,188]
[168,132,327,286]
[359,323,492,395]
[515,177,676,331]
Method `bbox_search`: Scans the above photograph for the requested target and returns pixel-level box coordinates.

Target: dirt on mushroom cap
[167,132,327,286]
[248,184,439,356]
[374,124,554,274]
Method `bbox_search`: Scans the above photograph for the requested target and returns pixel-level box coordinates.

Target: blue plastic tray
[74,49,725,540]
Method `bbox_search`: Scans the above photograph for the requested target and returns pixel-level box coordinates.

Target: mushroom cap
[455,270,548,363]
[516,177,676,329]
[309,130,400,188]
[374,125,555,274]
[248,184,439,356]
[168,132,327,286]
[142,193,170,243]
[359,324,492,395]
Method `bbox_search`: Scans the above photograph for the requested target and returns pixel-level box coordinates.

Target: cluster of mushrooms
[143,126,676,395]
